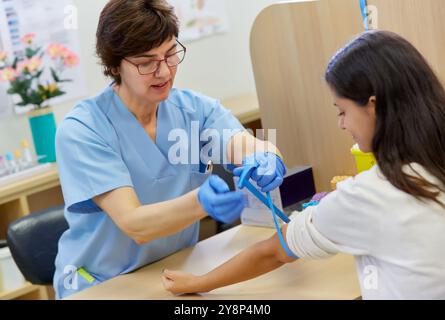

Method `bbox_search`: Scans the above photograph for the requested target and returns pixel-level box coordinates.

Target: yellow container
[351,144,377,173]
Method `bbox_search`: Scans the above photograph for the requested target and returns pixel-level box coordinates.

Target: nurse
[53,0,286,299]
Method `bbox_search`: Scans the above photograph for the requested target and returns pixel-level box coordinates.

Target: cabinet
[0,165,63,300]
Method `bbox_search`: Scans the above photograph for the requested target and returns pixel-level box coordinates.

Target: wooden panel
[367,0,445,84]
[250,0,445,191]
[27,186,64,213]
[0,166,60,205]
[250,0,364,191]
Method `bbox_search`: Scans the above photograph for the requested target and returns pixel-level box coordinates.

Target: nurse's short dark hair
[96,0,179,84]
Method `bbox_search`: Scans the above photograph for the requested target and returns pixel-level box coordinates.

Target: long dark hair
[325,30,445,208]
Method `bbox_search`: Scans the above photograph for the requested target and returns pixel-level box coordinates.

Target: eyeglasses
[124,40,187,75]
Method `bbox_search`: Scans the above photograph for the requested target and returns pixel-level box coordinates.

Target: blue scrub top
[53,84,244,299]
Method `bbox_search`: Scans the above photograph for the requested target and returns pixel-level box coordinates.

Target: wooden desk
[67,225,361,300]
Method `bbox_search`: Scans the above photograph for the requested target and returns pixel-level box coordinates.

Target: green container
[28,107,57,163]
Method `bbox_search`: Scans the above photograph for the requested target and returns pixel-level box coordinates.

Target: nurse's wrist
[191,188,207,219]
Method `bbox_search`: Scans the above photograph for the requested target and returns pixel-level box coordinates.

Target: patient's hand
[161,269,204,295]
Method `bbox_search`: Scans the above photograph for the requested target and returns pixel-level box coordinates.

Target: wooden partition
[250,0,445,191]
[367,0,445,84]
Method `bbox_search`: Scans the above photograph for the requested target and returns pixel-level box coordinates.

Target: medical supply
[302,192,330,209]
[14,150,26,170]
[360,0,369,31]
[0,156,7,177]
[0,140,39,183]
[236,176,287,227]
[21,139,34,168]
[267,192,298,259]
[0,247,26,292]
[351,144,376,173]
[233,152,286,193]
[205,160,213,175]
[331,175,352,190]
[0,163,53,187]
[236,163,298,259]
[237,165,316,226]
[5,152,18,174]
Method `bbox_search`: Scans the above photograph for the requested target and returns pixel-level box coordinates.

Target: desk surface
[68,225,361,300]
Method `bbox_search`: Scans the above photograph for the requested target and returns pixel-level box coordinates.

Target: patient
[161,30,445,300]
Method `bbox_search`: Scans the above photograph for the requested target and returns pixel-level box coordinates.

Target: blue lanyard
[238,166,299,260]
[360,0,369,31]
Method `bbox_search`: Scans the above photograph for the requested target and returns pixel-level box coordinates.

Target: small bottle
[21,139,34,168]
[5,152,19,174]
[0,155,7,177]
[14,149,25,171]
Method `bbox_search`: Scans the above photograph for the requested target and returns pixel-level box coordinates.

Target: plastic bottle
[0,156,7,177]
[5,152,19,174]
[14,149,26,171]
[21,139,34,168]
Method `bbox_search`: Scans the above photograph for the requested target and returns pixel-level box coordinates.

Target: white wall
[0,0,277,155]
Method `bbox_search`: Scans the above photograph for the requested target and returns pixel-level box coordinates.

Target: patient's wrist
[197,274,214,293]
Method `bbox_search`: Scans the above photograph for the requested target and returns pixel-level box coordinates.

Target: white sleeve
[286,170,380,259]
[286,207,340,260]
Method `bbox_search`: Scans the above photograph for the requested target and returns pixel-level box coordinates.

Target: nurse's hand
[198,175,247,224]
[233,152,286,193]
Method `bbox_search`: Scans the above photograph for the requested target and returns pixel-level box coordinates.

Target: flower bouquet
[0,33,80,163]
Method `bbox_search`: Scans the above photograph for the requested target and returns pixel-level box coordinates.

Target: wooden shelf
[0,164,60,205]
[0,164,63,300]
[0,282,40,300]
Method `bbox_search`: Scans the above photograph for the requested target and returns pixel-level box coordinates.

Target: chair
[6,205,68,285]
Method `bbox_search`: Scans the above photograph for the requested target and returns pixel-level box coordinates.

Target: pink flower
[21,33,36,45]
[0,67,18,81]
[47,44,79,67]
[27,57,42,72]
[62,51,79,67]
[16,60,27,74]
[0,51,7,61]
[17,57,42,74]
[47,44,64,59]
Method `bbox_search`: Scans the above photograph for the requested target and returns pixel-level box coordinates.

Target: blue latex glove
[233,152,286,193]
[198,175,247,224]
